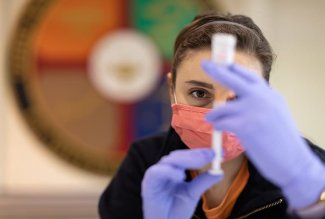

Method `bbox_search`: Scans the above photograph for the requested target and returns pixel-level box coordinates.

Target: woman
[99,13,325,219]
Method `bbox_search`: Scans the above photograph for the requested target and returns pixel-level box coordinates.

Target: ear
[166,72,175,104]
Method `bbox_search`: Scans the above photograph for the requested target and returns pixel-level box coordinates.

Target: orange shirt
[202,158,249,219]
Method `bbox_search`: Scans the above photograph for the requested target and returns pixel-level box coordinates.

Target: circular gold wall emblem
[88,29,161,103]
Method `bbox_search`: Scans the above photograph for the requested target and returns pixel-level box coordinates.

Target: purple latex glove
[141,149,223,219]
[202,60,325,209]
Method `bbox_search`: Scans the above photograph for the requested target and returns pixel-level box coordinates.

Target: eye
[187,88,214,107]
[190,89,212,99]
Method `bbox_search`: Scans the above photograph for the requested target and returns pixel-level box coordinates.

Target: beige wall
[0,0,8,189]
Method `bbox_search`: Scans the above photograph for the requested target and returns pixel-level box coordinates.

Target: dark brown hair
[172,13,274,83]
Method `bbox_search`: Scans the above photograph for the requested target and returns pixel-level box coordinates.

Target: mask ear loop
[171,84,178,104]
[173,92,178,104]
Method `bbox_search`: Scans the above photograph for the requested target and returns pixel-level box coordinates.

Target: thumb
[185,173,223,199]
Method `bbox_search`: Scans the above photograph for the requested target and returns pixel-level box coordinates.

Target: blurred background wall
[0,0,112,218]
[0,0,325,218]
[0,0,7,192]
[1,0,110,192]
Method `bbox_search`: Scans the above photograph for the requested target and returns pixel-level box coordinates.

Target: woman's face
[170,49,263,108]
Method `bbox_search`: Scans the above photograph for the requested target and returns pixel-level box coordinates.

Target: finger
[159,149,215,170]
[201,60,251,95]
[205,100,246,123]
[142,165,185,193]
[185,173,223,199]
[229,64,265,84]
[210,116,244,134]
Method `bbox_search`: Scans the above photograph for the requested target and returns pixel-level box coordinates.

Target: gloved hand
[141,149,223,219]
[202,60,325,209]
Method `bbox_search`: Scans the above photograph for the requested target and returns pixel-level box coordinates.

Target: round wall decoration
[7,0,220,174]
[88,30,161,103]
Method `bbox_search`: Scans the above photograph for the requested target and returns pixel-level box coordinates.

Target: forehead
[175,49,263,85]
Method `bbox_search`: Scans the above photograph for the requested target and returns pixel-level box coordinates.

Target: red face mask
[171,103,244,162]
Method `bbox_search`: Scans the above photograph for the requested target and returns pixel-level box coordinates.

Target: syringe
[209,33,237,175]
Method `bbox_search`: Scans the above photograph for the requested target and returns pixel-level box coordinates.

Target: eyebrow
[185,80,214,89]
